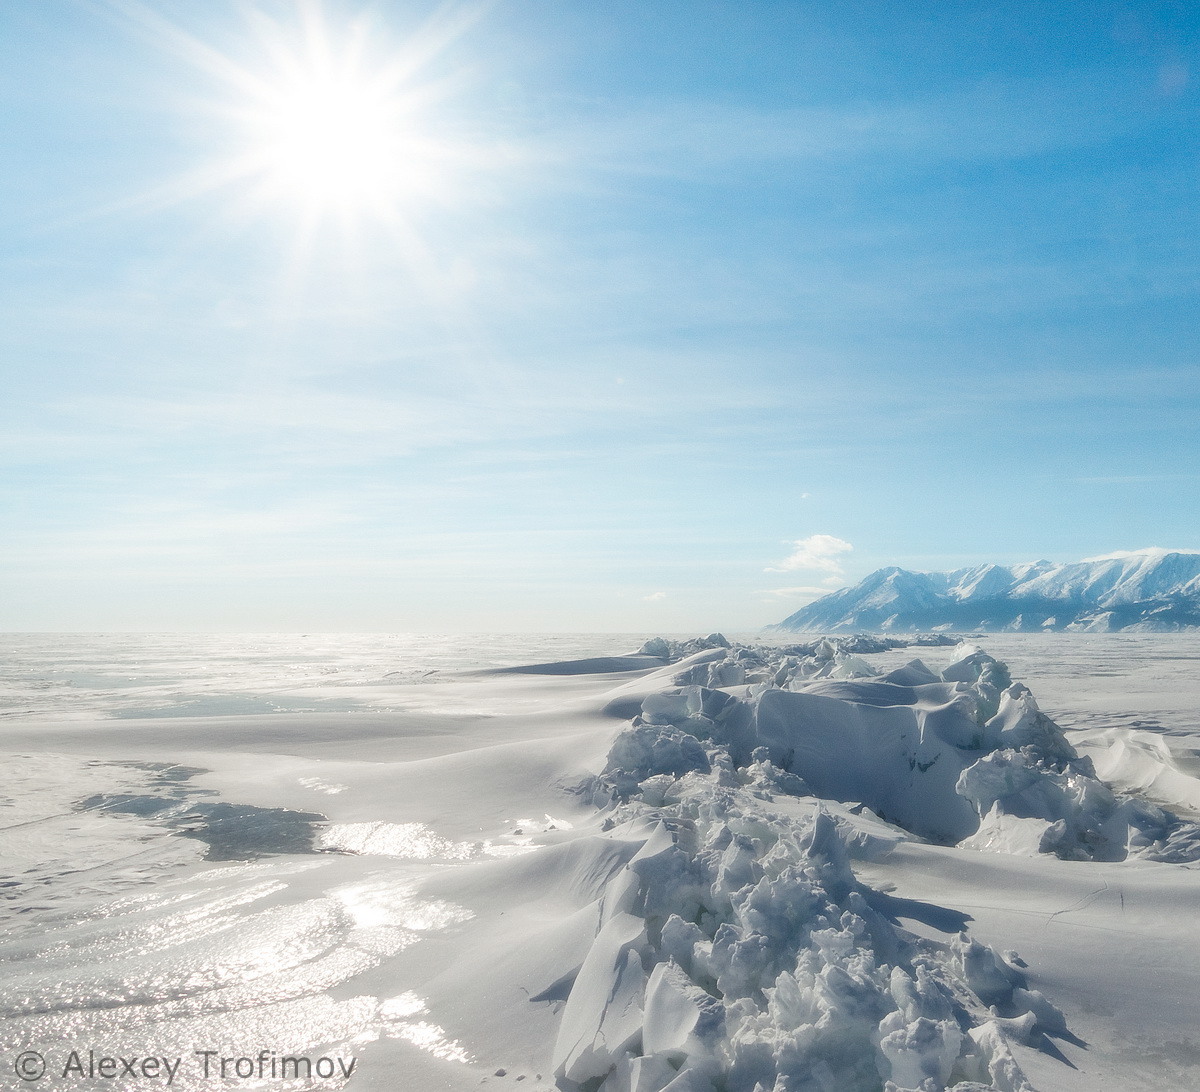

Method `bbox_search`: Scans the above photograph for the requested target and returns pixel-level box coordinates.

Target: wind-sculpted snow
[547,637,1200,1091]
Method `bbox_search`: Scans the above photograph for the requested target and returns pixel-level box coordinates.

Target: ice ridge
[549,637,1200,1092]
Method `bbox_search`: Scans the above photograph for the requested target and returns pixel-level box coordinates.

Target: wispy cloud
[641,591,667,602]
[765,534,853,576]
[1082,546,1200,562]
[539,67,1149,186]
[755,586,832,602]
[1075,474,1200,485]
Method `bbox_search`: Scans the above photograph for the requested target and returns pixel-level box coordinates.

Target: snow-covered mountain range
[776,548,1200,632]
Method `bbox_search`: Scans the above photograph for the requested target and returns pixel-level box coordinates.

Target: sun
[122,1,484,230]
[230,12,441,221]
[246,60,410,212]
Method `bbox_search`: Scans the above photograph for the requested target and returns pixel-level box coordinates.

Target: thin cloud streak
[755,586,835,602]
[535,68,1153,182]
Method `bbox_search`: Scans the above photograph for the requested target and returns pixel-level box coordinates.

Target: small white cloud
[765,534,853,575]
[642,591,667,601]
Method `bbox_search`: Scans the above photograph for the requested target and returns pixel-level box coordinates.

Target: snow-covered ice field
[2,632,1200,1092]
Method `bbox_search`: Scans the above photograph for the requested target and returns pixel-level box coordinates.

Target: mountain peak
[776,552,1200,633]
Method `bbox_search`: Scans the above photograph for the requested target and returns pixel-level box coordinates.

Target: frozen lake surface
[2,632,1199,1091]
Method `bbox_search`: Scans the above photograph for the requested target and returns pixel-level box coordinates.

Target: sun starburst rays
[108,0,490,236]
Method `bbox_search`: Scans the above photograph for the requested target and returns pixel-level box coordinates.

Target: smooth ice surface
[2,632,1200,1090]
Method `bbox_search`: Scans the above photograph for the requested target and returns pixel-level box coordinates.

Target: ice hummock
[541,635,1200,1091]
[550,795,1047,1091]
[607,638,1200,862]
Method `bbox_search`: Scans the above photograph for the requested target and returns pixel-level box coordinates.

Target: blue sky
[2,0,1199,631]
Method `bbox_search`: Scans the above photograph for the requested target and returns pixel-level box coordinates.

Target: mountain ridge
[776,549,1200,632]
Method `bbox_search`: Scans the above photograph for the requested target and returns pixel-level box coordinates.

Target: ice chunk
[966,1020,1035,1092]
[642,960,724,1060]
[705,660,746,687]
[553,911,648,1085]
[596,1052,679,1092]
[877,1013,962,1089]
[952,934,1021,1008]
[880,659,941,686]
[749,688,981,843]
[1011,986,1068,1037]
[820,653,878,679]
[605,724,711,792]
[641,691,697,727]
[942,646,1011,721]
[987,685,1075,762]
[958,805,1049,856]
